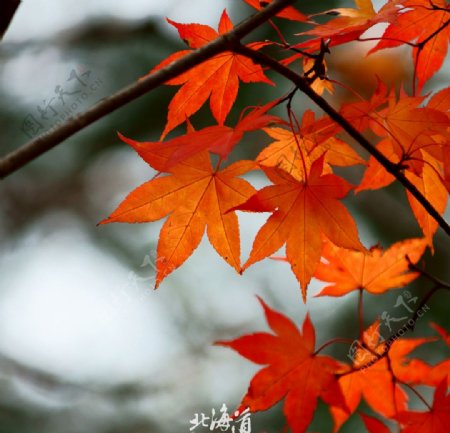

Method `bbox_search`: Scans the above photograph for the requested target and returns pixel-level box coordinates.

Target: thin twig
[313,338,355,356]
[401,382,432,410]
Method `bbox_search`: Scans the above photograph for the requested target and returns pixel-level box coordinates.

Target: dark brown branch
[0,0,20,39]
[232,44,450,239]
[407,257,450,290]
[0,0,296,179]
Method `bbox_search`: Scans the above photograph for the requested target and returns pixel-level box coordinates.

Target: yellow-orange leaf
[314,238,428,296]
[147,10,273,138]
[232,157,364,301]
[100,147,256,287]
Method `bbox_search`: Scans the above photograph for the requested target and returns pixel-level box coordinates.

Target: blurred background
[0,1,449,432]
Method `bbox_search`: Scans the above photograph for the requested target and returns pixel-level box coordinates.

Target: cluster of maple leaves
[101,0,450,432]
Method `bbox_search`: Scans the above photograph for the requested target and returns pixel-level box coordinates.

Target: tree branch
[0,0,296,179]
[232,44,450,239]
[0,0,20,40]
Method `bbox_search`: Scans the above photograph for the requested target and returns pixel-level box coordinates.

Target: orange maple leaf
[425,323,450,387]
[367,88,449,173]
[116,99,282,170]
[388,334,450,388]
[100,146,256,287]
[353,87,449,245]
[330,320,409,432]
[405,153,448,246]
[216,297,347,433]
[242,0,307,22]
[396,378,450,433]
[257,112,363,182]
[314,238,428,296]
[369,0,450,92]
[168,98,283,165]
[428,86,450,192]
[231,157,364,301]
[295,0,400,52]
[147,10,273,138]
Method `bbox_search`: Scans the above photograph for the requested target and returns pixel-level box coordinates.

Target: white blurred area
[3,0,230,43]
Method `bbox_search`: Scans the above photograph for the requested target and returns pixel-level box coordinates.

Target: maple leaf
[431,322,450,347]
[396,378,450,433]
[369,89,449,171]
[428,86,450,192]
[294,0,400,52]
[353,87,449,245]
[147,10,273,138]
[100,146,257,287]
[369,0,450,92]
[242,0,307,22]
[383,327,449,388]
[167,98,284,165]
[257,112,363,182]
[360,413,392,433]
[216,297,347,433]
[357,153,448,249]
[426,323,450,386]
[231,157,364,301]
[354,87,449,178]
[405,152,448,246]
[329,321,408,432]
[389,336,437,385]
[339,77,390,132]
[314,238,428,296]
[118,99,282,170]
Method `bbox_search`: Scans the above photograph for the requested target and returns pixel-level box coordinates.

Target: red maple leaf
[294,0,400,52]
[146,10,273,138]
[369,0,450,92]
[360,413,392,433]
[396,378,450,433]
[216,297,347,433]
[115,99,282,171]
[349,86,449,245]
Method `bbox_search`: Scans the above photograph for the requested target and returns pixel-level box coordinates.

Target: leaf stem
[313,338,355,356]
[401,382,432,410]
